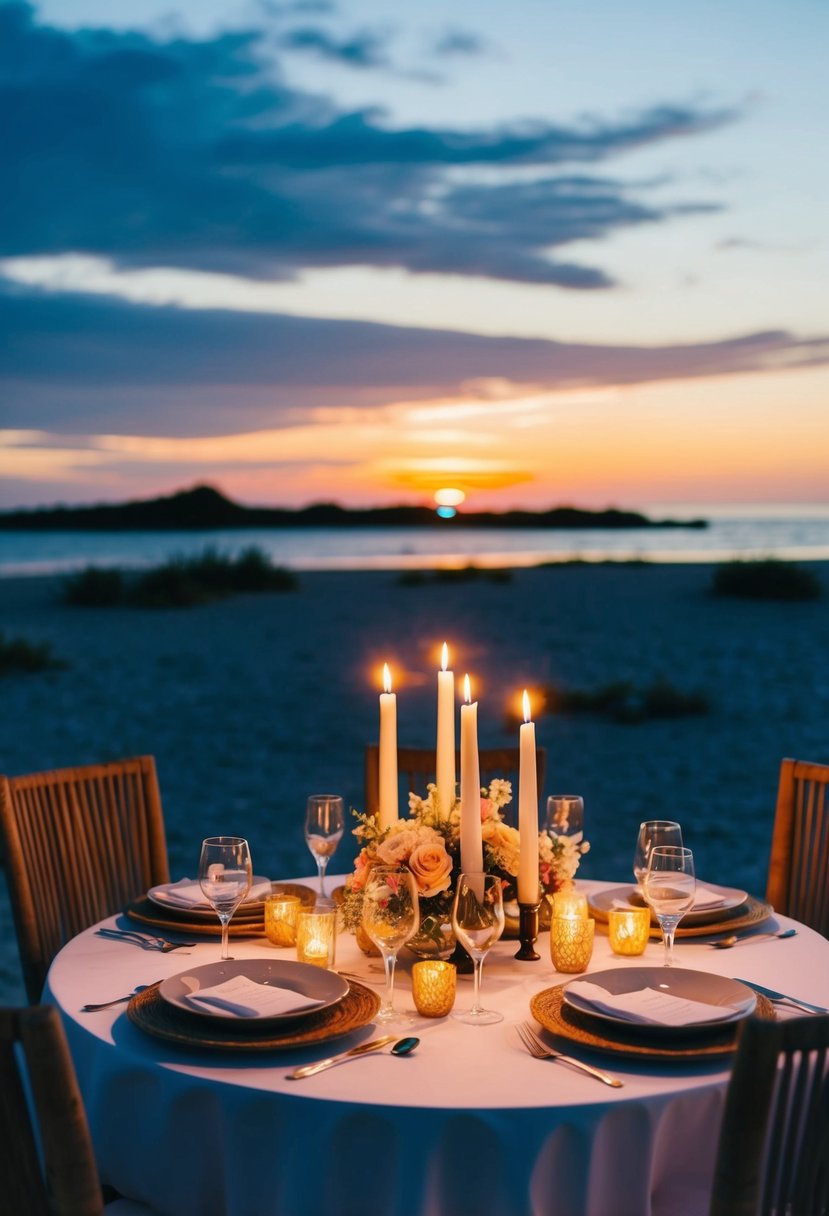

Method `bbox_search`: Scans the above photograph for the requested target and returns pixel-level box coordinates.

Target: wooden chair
[364,744,547,819]
[765,758,829,937]
[0,1002,156,1214]
[707,1013,829,1216]
[0,757,170,1003]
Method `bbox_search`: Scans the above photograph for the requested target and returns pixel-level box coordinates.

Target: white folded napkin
[185,975,326,1019]
[689,884,728,910]
[567,980,736,1027]
[153,877,271,909]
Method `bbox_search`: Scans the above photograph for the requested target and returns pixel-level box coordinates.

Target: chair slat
[765,758,829,937]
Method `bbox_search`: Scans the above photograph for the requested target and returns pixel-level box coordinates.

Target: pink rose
[407,841,453,898]
[377,829,419,867]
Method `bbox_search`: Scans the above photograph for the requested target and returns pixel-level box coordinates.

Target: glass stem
[471,955,484,1013]
[381,950,397,1015]
[317,858,328,896]
[219,914,231,961]
[660,917,679,966]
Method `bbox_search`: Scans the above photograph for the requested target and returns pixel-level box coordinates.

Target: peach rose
[377,829,419,867]
[407,841,453,898]
[481,819,521,875]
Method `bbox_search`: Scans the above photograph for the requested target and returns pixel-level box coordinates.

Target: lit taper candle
[517,689,540,903]
[436,642,456,817]
[378,663,398,830]
[460,673,483,873]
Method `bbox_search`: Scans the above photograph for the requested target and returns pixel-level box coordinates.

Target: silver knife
[286,1035,397,1080]
[735,978,829,1015]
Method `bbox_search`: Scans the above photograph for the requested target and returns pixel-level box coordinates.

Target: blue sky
[2,0,827,509]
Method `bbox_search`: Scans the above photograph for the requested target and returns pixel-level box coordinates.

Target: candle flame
[523,689,531,723]
[441,641,449,672]
[464,673,472,703]
[383,662,392,693]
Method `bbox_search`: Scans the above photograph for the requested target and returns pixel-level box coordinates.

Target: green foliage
[62,547,298,609]
[0,630,66,676]
[712,559,821,601]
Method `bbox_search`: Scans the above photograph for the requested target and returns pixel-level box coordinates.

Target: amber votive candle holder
[296,908,337,968]
[550,916,595,973]
[550,890,589,920]
[411,961,457,1017]
[264,893,302,947]
[608,906,651,956]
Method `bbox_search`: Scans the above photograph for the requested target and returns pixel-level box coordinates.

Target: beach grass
[712,559,821,601]
[63,547,298,608]
[0,630,66,675]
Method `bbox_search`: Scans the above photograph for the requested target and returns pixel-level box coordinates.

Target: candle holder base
[515,902,541,961]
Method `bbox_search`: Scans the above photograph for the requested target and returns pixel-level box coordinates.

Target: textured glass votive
[296,908,337,968]
[550,916,595,973]
[608,907,651,956]
[550,890,589,920]
[264,894,301,946]
[411,961,457,1017]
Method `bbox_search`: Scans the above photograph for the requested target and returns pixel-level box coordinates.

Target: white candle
[378,663,398,830]
[518,689,539,903]
[436,642,456,817]
[460,674,483,873]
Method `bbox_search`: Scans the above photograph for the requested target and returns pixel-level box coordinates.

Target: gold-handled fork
[516,1022,624,1088]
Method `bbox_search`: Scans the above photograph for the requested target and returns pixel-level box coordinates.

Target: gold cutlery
[82,984,153,1012]
[516,1022,623,1087]
[710,928,796,949]
[96,927,197,952]
[286,1035,398,1079]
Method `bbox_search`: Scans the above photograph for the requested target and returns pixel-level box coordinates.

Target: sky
[1,0,828,512]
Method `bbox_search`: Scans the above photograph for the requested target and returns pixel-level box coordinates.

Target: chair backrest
[0,1003,104,1216]
[364,744,547,820]
[709,1013,829,1216]
[0,757,170,1003]
[765,758,829,936]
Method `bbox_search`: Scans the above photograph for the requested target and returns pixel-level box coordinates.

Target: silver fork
[96,927,196,952]
[517,1022,624,1088]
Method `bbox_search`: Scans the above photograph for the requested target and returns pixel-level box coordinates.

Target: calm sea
[0,505,827,576]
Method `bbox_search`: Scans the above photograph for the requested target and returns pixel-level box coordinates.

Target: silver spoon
[711,927,797,949]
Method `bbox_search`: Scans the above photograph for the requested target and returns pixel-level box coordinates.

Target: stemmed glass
[361,866,419,1024]
[642,845,695,966]
[305,795,345,897]
[451,873,505,1025]
[633,820,683,888]
[546,795,584,837]
[198,836,253,961]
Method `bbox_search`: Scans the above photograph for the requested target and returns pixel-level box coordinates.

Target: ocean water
[0,505,828,575]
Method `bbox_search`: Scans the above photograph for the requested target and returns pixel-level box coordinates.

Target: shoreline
[2,561,828,1002]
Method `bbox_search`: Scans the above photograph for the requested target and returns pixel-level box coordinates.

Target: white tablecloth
[45,879,829,1216]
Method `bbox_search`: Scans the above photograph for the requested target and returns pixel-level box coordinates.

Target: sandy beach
[1,561,828,1003]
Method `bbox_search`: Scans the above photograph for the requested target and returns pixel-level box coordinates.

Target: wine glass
[546,794,584,837]
[451,873,505,1025]
[198,836,253,961]
[642,845,695,966]
[361,866,419,1024]
[305,795,345,897]
[633,820,683,888]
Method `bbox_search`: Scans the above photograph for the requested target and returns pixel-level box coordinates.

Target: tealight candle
[411,961,457,1018]
[608,906,651,956]
[550,890,589,920]
[264,893,301,947]
[550,916,595,973]
[296,908,337,968]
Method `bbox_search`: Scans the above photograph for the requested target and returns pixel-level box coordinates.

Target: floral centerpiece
[340,780,590,956]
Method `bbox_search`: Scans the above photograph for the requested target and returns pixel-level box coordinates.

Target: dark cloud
[2,283,826,437]
[0,2,736,287]
[277,25,391,69]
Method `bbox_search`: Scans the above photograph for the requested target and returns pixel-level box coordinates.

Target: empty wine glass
[451,873,505,1025]
[198,836,253,961]
[305,795,345,897]
[361,866,419,1024]
[642,845,695,966]
[546,795,584,837]
[633,820,683,888]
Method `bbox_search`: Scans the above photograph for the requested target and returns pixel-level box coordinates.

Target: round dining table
[45,877,829,1216]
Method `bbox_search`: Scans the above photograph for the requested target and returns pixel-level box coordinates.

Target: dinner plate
[148,876,272,913]
[589,883,748,928]
[159,959,349,1025]
[562,966,756,1035]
